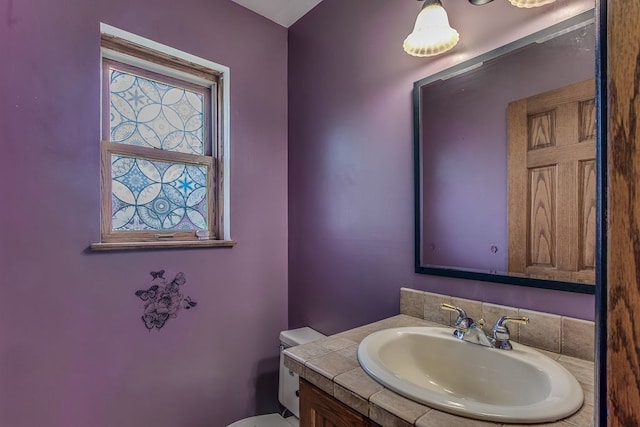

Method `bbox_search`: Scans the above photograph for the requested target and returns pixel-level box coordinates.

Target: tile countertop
[283,315,594,427]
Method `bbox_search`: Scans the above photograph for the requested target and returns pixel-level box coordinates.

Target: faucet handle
[494,316,529,329]
[440,303,467,317]
[492,316,529,349]
[440,303,472,329]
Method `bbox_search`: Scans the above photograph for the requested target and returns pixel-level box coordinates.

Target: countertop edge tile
[369,389,431,424]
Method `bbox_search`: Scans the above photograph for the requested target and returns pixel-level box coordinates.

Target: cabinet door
[299,379,374,427]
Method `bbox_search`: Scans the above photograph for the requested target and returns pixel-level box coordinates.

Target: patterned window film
[99,38,221,245]
[111,155,208,231]
[106,62,208,155]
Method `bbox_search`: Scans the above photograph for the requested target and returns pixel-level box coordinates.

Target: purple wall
[0,0,598,424]
[421,26,595,272]
[288,0,595,337]
[1,1,288,426]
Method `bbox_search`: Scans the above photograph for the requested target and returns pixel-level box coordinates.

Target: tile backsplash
[400,288,594,361]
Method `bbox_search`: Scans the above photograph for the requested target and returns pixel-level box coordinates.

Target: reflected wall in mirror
[415,12,597,293]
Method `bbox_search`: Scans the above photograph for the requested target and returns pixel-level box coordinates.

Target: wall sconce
[404,0,557,57]
[403,0,459,57]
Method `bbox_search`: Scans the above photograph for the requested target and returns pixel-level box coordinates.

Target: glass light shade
[403,0,459,57]
[508,0,556,8]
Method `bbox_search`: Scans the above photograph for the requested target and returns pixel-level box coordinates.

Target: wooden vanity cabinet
[299,379,379,427]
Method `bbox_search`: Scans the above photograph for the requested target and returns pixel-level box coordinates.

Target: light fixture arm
[468,0,495,6]
[416,0,496,6]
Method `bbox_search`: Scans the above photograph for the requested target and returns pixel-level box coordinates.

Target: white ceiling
[232,0,323,28]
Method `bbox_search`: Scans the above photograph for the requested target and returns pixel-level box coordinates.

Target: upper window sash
[102,58,213,157]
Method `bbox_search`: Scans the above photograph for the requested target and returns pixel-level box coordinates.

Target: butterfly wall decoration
[134,270,198,331]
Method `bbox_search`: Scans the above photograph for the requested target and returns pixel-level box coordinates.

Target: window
[92,25,233,250]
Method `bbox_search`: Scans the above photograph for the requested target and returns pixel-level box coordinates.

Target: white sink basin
[357,327,584,424]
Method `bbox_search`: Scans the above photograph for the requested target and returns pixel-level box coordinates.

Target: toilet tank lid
[280,327,326,347]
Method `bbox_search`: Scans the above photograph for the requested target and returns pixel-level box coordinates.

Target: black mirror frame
[413,10,598,296]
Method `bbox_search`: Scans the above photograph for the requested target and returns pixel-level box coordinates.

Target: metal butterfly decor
[134,270,198,331]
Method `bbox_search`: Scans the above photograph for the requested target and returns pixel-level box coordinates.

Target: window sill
[89,240,237,251]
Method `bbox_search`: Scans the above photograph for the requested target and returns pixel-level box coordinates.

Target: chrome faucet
[440,303,529,350]
[440,303,492,347]
[489,315,530,350]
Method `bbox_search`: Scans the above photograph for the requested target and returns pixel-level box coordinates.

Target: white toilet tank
[278,327,326,417]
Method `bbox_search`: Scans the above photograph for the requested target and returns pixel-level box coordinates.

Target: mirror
[414,9,596,294]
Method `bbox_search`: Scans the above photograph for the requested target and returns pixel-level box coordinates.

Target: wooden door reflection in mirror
[507,79,596,284]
